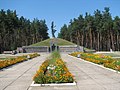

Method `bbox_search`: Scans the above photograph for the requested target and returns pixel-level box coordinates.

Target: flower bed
[0,53,40,69]
[33,51,74,84]
[27,53,40,59]
[70,52,120,72]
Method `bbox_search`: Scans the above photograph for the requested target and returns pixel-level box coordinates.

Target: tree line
[58,7,120,51]
[0,9,49,53]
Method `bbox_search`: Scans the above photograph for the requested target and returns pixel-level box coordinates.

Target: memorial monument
[51,21,57,38]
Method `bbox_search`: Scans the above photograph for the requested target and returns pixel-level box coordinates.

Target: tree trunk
[110,31,115,51]
[85,33,88,48]
[100,33,102,51]
[93,32,96,50]
[82,34,84,46]
[77,30,80,45]
[76,31,79,45]
[97,32,100,51]
[107,31,111,51]
[118,35,120,51]
[89,28,92,49]
[117,34,119,51]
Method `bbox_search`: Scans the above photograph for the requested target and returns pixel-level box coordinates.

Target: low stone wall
[22,46,49,53]
[59,45,83,53]
[21,45,83,53]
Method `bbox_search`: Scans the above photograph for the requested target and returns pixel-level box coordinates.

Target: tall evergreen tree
[0,9,49,53]
[58,7,120,51]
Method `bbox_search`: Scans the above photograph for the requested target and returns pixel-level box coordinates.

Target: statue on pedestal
[51,21,56,38]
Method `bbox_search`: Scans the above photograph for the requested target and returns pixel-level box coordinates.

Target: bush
[33,51,74,84]
[28,53,40,59]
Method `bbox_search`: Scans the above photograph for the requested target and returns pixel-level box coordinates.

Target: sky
[0,0,120,37]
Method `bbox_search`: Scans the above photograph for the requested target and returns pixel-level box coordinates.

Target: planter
[0,53,40,69]
[70,52,120,73]
[33,51,75,85]
[30,81,76,86]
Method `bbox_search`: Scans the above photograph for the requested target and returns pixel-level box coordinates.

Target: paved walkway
[61,54,120,90]
[0,53,49,90]
[0,53,120,90]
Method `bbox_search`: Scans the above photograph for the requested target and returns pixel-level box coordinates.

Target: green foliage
[0,53,40,69]
[31,38,75,46]
[70,52,120,71]
[59,7,120,51]
[0,9,49,53]
[51,51,61,59]
[33,51,74,84]
[113,60,120,66]
[49,51,61,65]
[102,53,120,57]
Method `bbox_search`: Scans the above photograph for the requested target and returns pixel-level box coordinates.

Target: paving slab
[0,53,120,90]
[0,53,49,90]
[61,54,120,90]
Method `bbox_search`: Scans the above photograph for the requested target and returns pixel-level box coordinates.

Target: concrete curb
[30,81,76,87]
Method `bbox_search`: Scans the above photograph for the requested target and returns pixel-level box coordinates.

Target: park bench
[3,51,13,54]
[3,51,17,55]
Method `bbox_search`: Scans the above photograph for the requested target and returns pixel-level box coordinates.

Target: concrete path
[0,53,49,90]
[61,54,120,90]
[0,53,120,90]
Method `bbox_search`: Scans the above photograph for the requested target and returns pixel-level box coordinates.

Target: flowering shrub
[33,51,74,84]
[0,53,40,69]
[80,53,113,65]
[70,52,120,71]
[70,52,82,57]
[104,60,120,71]
[28,53,40,59]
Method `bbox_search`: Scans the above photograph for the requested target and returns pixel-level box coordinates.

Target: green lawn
[0,57,16,61]
[114,59,120,65]
[30,38,76,46]
[97,52,120,58]
[84,48,96,53]
[0,58,7,60]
